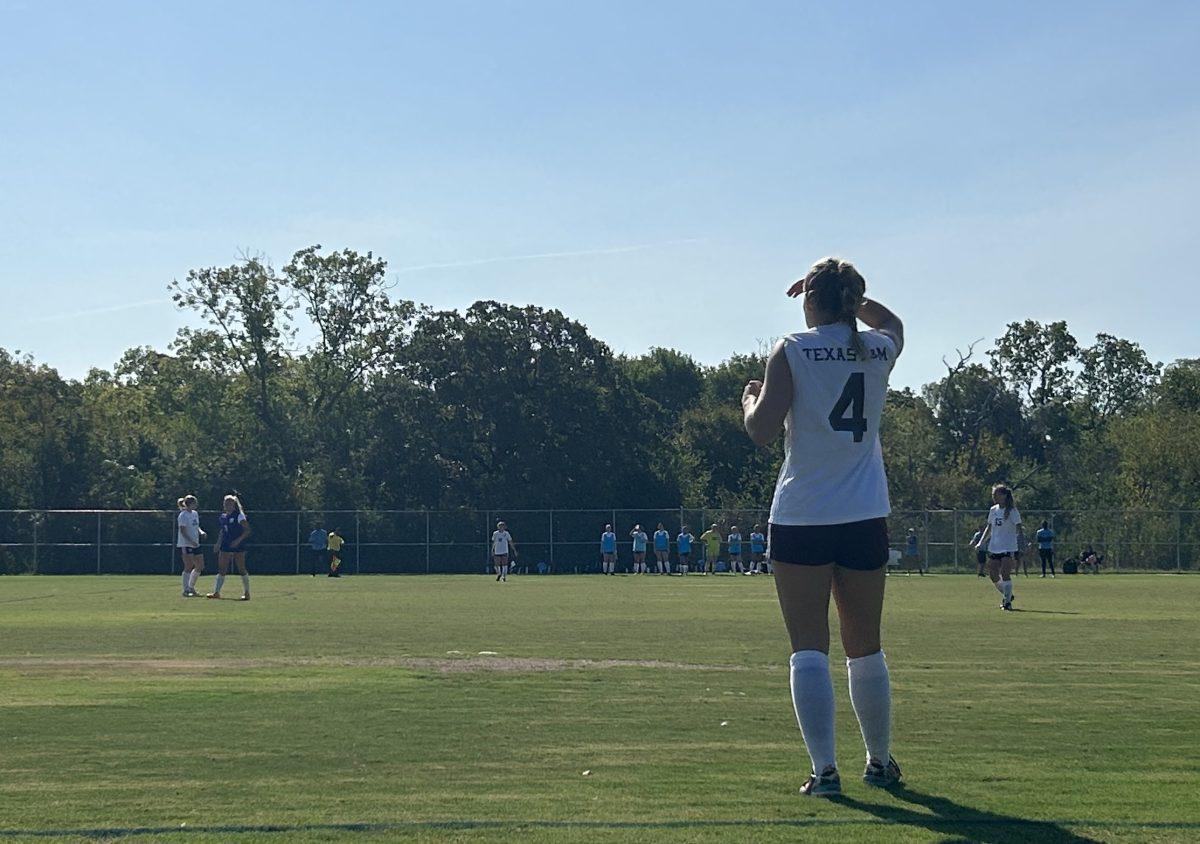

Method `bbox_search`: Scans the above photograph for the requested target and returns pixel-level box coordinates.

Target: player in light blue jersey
[653,523,671,574]
[601,525,618,575]
[728,526,745,574]
[676,527,694,574]
[630,524,649,574]
[748,524,768,574]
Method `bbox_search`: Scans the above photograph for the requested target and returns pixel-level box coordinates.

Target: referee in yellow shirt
[327,528,345,578]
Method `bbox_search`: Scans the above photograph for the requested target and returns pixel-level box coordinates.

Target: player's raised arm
[743,339,793,446]
[857,297,904,358]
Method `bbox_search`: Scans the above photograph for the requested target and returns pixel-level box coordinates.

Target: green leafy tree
[990,320,1079,407]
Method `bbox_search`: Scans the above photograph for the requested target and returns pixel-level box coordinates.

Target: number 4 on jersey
[828,372,867,442]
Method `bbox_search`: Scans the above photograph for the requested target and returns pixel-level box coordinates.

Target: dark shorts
[183,546,202,556]
[988,552,1013,561]
[220,545,247,555]
[768,518,889,571]
[976,548,988,565]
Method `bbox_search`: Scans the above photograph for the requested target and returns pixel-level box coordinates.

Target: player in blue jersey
[1036,520,1056,577]
[748,524,767,574]
[630,524,649,574]
[727,526,745,574]
[653,523,671,574]
[600,525,617,575]
[207,493,252,601]
[676,527,694,574]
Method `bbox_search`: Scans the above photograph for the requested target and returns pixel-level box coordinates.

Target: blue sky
[1,0,1197,390]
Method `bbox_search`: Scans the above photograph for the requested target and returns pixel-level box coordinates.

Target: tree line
[2,245,1198,515]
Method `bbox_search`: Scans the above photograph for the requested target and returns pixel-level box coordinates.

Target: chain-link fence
[0,509,1196,575]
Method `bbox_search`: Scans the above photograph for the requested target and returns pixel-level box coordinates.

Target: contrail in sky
[392,238,702,276]
[31,297,174,323]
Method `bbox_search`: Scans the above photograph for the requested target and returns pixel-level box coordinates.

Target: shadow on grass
[831,784,1100,843]
[1012,608,1081,615]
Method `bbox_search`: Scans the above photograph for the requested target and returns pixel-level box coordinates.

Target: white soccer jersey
[177,509,201,548]
[491,530,513,555]
[986,506,1023,554]
[769,323,896,526]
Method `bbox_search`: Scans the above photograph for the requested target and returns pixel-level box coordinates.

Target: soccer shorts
[768,518,889,571]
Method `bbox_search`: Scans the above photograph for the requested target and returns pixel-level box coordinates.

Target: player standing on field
[728,526,745,574]
[742,257,905,797]
[177,495,205,597]
[599,525,618,575]
[491,521,516,582]
[970,526,988,576]
[630,525,649,574]
[748,525,767,574]
[974,485,1022,610]
[308,526,327,577]
[207,493,251,601]
[1037,520,1056,577]
[327,527,345,577]
[653,523,671,574]
[676,526,694,574]
[700,524,721,575]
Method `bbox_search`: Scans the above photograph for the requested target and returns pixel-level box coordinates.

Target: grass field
[0,573,1198,843]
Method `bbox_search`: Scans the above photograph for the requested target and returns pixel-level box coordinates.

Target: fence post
[355,512,361,575]
[425,510,431,574]
[32,514,39,574]
[169,512,176,575]
[1177,510,1183,572]
[295,512,301,575]
[549,509,555,572]
[952,509,959,573]
[922,509,930,572]
[96,512,102,575]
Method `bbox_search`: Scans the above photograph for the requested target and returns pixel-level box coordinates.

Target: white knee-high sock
[1002,580,1013,600]
[241,573,250,596]
[213,573,225,594]
[188,570,199,590]
[501,564,509,578]
[993,579,1005,595]
[847,651,891,764]
[790,650,837,774]
[181,571,189,592]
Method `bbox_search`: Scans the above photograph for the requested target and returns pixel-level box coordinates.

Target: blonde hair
[804,257,867,358]
[176,497,185,510]
[223,494,244,514]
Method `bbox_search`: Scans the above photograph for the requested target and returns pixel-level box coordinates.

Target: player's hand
[743,380,763,403]
[786,278,808,298]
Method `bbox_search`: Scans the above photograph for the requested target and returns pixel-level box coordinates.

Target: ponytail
[805,257,867,358]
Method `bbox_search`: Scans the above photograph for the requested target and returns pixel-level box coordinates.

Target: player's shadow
[1012,608,1081,615]
[830,784,1100,844]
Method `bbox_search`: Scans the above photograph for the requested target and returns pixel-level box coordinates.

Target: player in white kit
[176,495,205,596]
[491,521,517,582]
[973,485,1022,610]
[742,257,904,797]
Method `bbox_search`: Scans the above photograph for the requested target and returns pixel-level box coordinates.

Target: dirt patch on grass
[0,656,749,674]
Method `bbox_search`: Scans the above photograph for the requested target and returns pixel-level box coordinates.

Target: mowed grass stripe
[0,574,1197,842]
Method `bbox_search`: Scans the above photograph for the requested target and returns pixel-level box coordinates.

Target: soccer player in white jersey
[973,485,1022,610]
[176,494,205,597]
[653,523,671,574]
[491,521,516,582]
[742,257,904,797]
[630,525,649,574]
